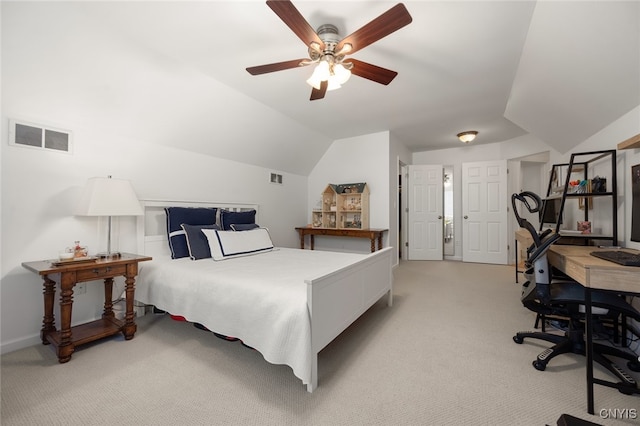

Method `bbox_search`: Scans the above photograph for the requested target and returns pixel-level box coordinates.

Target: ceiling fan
[246,1,413,101]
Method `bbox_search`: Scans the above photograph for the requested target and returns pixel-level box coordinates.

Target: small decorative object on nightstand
[22,253,152,363]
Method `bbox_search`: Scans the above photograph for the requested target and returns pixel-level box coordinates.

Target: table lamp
[75,175,143,259]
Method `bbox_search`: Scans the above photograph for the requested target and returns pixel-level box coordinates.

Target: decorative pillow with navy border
[220,209,256,231]
[182,223,220,260]
[165,207,217,259]
[202,227,274,261]
[230,223,260,231]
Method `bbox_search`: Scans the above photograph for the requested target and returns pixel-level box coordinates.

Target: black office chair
[511,191,640,391]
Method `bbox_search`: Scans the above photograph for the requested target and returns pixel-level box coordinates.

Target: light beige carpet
[2,260,639,425]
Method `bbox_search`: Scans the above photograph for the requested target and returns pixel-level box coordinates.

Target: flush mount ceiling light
[457,131,478,143]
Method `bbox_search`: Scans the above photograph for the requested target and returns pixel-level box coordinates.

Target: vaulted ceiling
[4,1,639,174]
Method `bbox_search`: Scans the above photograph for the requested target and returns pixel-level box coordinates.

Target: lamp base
[96,251,122,260]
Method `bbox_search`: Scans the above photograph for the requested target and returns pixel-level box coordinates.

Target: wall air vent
[269,172,283,185]
[8,119,72,154]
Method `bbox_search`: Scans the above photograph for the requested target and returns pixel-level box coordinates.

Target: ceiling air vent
[9,119,72,154]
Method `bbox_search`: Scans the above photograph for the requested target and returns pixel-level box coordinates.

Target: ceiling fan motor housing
[311,24,350,65]
[317,24,341,44]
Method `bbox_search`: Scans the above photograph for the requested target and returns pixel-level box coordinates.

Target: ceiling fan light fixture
[457,131,478,143]
[306,60,330,90]
[333,63,351,85]
[306,58,351,91]
[326,78,342,91]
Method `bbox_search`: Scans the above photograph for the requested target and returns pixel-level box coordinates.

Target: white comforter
[135,247,368,386]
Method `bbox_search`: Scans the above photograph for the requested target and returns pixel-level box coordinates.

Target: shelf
[542,150,617,246]
[45,317,123,347]
[564,192,614,197]
[617,133,640,150]
[558,232,612,239]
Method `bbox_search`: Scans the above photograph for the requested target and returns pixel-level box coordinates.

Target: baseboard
[1,333,41,355]
[444,255,462,261]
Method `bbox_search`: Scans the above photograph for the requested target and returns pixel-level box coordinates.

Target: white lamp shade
[326,77,342,91]
[75,177,143,216]
[306,60,330,90]
[333,63,351,85]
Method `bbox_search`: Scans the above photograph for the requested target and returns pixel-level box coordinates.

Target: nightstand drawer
[76,265,127,281]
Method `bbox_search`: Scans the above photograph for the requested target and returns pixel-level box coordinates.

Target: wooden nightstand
[22,253,152,363]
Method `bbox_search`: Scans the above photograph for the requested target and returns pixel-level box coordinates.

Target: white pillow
[202,227,274,261]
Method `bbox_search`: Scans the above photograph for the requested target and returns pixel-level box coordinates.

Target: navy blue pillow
[220,209,256,230]
[230,223,260,231]
[182,224,220,260]
[165,207,217,259]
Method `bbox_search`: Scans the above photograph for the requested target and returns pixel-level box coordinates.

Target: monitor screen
[632,164,640,242]
[540,198,562,226]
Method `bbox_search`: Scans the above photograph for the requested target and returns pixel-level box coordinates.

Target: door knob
[438,215,442,219]
[464,215,468,219]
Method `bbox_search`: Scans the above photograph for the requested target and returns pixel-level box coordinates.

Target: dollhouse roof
[325,183,368,194]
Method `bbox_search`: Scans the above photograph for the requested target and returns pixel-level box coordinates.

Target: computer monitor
[631,164,640,242]
[539,198,562,228]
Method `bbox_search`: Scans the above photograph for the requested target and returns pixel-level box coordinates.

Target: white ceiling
[9,1,640,164]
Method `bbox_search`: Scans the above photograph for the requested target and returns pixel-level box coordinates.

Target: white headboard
[136,199,260,258]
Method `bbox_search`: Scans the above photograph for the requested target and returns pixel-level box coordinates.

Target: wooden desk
[295,226,387,252]
[22,253,152,363]
[547,245,640,414]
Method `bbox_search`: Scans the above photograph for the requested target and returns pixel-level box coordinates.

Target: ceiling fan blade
[336,3,412,55]
[246,59,309,75]
[310,80,328,101]
[267,0,324,50]
[349,59,398,85]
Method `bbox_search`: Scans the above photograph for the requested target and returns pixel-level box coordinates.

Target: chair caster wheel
[627,360,640,372]
[513,335,524,344]
[533,360,547,371]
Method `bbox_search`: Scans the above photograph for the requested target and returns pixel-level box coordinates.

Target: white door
[408,164,443,260]
[462,160,508,264]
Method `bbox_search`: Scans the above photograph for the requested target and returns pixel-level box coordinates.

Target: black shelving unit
[540,150,617,246]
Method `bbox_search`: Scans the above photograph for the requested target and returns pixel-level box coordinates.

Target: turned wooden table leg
[377,233,383,251]
[298,231,305,249]
[122,264,138,340]
[310,235,315,250]
[57,272,76,363]
[41,275,56,345]
[102,277,114,319]
[370,236,375,252]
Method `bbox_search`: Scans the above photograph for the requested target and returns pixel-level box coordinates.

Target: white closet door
[462,160,508,264]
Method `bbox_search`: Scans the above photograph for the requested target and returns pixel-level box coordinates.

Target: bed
[134,199,393,392]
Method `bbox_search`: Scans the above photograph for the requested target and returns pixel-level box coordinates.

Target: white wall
[549,105,640,249]
[412,134,558,259]
[411,107,640,261]
[307,132,392,255]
